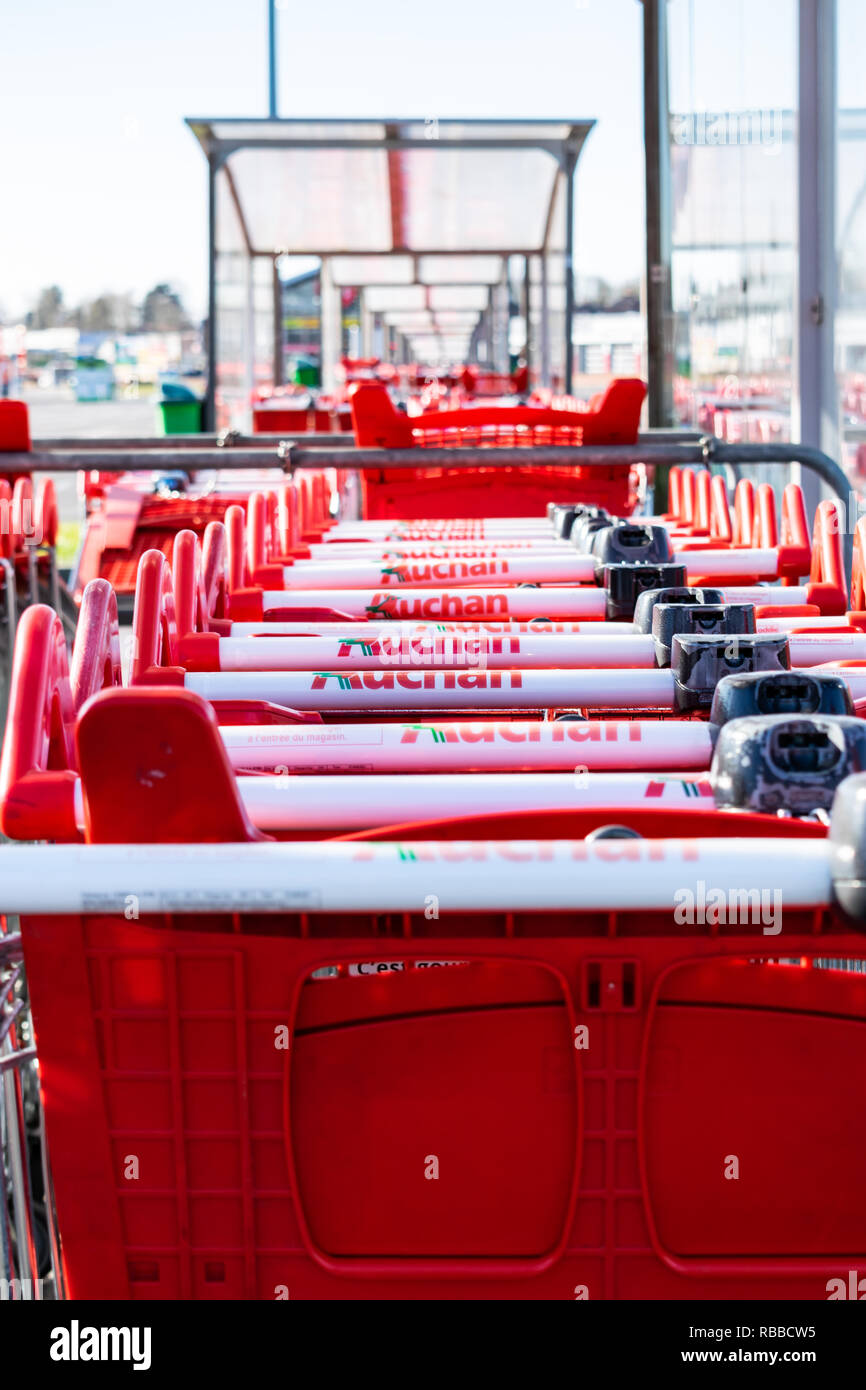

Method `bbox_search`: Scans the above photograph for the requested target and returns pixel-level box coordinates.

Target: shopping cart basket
[349,379,648,520]
[2,785,866,1298]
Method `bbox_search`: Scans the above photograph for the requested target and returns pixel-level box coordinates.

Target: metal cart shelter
[184,118,595,430]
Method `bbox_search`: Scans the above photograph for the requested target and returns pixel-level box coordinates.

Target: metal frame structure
[185,118,595,426]
[643,0,840,462]
[642,0,674,430]
[6,436,854,582]
[794,0,838,507]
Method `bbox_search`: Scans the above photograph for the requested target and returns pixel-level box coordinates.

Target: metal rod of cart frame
[5,438,850,492]
[8,436,852,578]
[0,837,836,916]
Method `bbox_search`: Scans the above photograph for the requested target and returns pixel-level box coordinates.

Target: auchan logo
[380,546,519,560]
[387,527,485,542]
[399,720,646,744]
[311,670,525,691]
[364,592,511,619]
[378,559,509,585]
[350,839,703,863]
[335,637,383,657]
[334,633,519,667]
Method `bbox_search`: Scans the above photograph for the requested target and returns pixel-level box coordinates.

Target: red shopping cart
[3,790,866,1298]
[349,378,648,519]
[5,389,866,1303]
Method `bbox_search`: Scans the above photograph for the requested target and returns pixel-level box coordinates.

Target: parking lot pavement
[25,389,158,441]
[22,389,159,527]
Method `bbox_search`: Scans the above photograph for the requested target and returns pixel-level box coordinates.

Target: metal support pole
[244,254,255,417]
[319,258,340,394]
[204,159,217,432]
[643,0,674,428]
[268,0,278,118]
[564,162,576,395]
[793,0,838,514]
[360,291,373,359]
[540,255,550,387]
[523,254,532,374]
[493,272,509,374]
[272,258,283,388]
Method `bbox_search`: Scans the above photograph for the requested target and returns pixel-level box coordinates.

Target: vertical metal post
[643,0,674,427]
[204,158,217,431]
[564,162,576,395]
[268,0,278,118]
[493,273,509,374]
[793,0,837,511]
[272,257,283,387]
[319,258,340,393]
[540,255,550,387]
[523,253,532,373]
[360,291,373,358]
[244,254,255,422]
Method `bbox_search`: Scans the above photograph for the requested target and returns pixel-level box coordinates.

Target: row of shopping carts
[0,467,61,726]
[2,380,866,1300]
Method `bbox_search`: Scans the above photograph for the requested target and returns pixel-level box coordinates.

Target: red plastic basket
[350,379,647,520]
[15,891,866,1299]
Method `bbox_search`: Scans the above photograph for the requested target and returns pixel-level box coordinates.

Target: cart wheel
[586,825,643,841]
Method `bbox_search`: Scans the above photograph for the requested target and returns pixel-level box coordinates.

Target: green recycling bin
[293,357,320,388]
[156,382,202,434]
[157,399,202,434]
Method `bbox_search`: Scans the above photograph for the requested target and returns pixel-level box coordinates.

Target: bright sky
[0,0,645,322]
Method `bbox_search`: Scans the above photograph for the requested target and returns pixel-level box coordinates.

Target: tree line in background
[26,284,193,334]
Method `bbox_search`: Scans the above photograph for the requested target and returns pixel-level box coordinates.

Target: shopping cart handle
[672,633,790,713]
[76,687,267,844]
[652,601,755,668]
[713,714,866,815]
[68,578,121,706]
[830,773,866,920]
[709,669,853,726]
[0,605,79,840]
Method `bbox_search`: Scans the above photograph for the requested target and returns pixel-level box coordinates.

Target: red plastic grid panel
[361,466,640,522]
[20,908,866,1301]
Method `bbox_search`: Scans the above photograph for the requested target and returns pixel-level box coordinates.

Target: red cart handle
[732,478,755,545]
[849,515,866,615]
[202,520,229,622]
[69,578,121,709]
[226,504,247,590]
[0,480,11,560]
[33,477,58,549]
[709,474,733,543]
[247,491,285,587]
[680,468,697,529]
[754,483,778,548]
[692,469,711,535]
[665,466,683,523]
[173,529,209,638]
[11,477,34,552]
[0,604,78,839]
[131,548,184,685]
[806,497,847,612]
[275,482,311,559]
